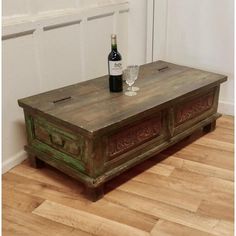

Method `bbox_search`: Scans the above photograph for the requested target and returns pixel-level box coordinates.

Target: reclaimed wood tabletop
[18,60,227,135]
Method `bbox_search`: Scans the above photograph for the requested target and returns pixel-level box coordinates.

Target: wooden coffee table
[18,61,227,201]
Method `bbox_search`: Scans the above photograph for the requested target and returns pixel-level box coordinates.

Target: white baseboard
[2,150,27,174]
[218,101,234,116]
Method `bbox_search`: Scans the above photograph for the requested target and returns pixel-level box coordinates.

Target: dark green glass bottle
[108,34,123,92]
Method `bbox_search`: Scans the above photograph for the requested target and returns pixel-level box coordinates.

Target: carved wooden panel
[175,91,214,126]
[33,118,84,159]
[107,114,162,159]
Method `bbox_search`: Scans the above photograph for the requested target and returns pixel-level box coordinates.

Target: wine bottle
[108,34,123,92]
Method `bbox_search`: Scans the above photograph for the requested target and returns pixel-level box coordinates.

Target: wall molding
[2,150,27,174]
[43,20,82,31]
[2,29,35,40]
[2,3,129,39]
[87,12,115,21]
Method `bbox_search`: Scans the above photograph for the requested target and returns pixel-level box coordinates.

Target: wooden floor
[3,116,234,236]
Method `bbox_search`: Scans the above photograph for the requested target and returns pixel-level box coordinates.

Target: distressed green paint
[34,118,85,160]
[32,140,86,173]
[24,112,35,143]
[26,145,94,186]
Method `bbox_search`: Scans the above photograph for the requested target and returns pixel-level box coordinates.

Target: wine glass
[131,66,140,92]
[124,65,140,96]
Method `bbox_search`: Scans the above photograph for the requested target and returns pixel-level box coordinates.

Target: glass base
[132,86,140,92]
[128,86,139,92]
[125,91,137,96]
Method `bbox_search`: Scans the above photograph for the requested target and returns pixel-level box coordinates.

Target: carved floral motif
[108,116,162,158]
[175,92,214,126]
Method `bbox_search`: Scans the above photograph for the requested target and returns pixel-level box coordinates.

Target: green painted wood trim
[24,111,35,143]
[34,117,85,160]
[25,145,95,187]
[31,140,86,173]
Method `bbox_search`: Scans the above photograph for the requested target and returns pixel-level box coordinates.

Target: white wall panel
[127,0,147,65]
[153,0,168,61]
[41,23,83,91]
[80,0,99,8]
[117,11,129,68]
[152,0,234,115]
[2,0,29,17]
[35,0,76,13]
[85,14,114,80]
[2,34,40,163]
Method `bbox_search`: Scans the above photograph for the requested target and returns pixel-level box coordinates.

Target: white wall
[2,0,148,173]
[152,0,234,115]
[128,0,147,65]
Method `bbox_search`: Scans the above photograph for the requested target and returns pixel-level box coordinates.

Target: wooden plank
[2,218,45,236]
[73,198,157,232]
[192,137,234,153]
[162,144,234,171]
[2,185,44,212]
[211,177,234,194]
[150,219,215,236]
[215,126,234,136]
[33,200,150,236]
[105,190,222,235]
[213,220,234,236]
[205,127,234,144]
[216,116,234,130]
[170,169,234,205]
[120,169,233,208]
[160,155,184,168]
[3,205,90,236]
[180,158,234,181]
[11,160,84,194]
[50,196,157,232]
[131,170,213,196]
[145,163,175,176]
[159,156,234,181]
[2,172,85,202]
[3,172,156,232]
[108,179,202,212]
[197,200,234,221]
[134,161,175,176]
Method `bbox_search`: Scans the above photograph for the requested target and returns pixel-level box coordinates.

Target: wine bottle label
[109,60,122,76]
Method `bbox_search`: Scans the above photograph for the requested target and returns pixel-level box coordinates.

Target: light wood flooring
[3,116,234,236]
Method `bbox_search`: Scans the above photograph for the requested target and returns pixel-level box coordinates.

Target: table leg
[29,155,45,168]
[85,185,104,202]
[203,120,216,133]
